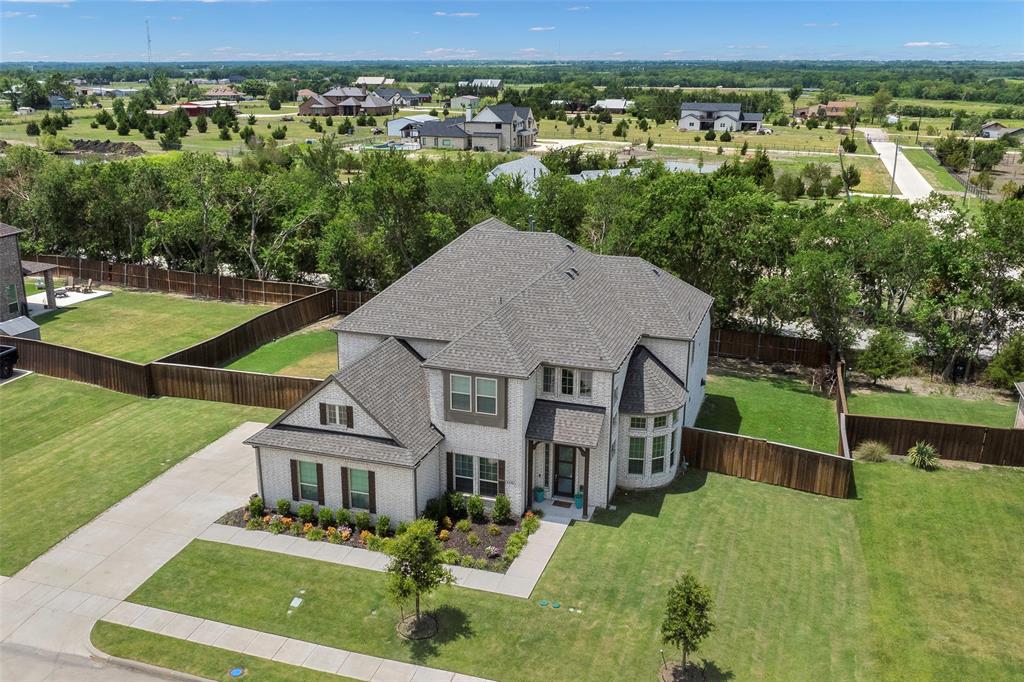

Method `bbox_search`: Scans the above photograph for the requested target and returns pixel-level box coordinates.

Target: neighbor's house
[486,155,549,194]
[299,87,392,117]
[375,88,431,107]
[678,102,763,132]
[0,222,57,340]
[355,76,395,87]
[980,121,1024,140]
[450,94,480,110]
[246,217,713,524]
[417,104,536,151]
[796,100,858,120]
[1016,382,1024,429]
[177,100,240,117]
[386,114,439,139]
[296,88,317,102]
[48,95,73,110]
[592,99,634,114]
[458,79,502,90]
[205,85,243,101]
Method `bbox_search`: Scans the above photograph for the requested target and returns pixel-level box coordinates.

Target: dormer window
[560,368,575,395]
[542,365,594,399]
[475,377,498,415]
[444,372,506,427]
[450,374,472,412]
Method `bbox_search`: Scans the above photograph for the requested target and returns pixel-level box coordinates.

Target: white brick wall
[337,331,383,368]
[257,445,427,523]
[280,381,392,440]
[416,447,442,510]
[615,413,681,490]
[685,312,711,428]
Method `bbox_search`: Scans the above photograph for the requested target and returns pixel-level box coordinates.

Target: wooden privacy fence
[682,427,852,498]
[710,328,829,368]
[0,335,319,411]
[159,289,338,367]
[844,414,1024,467]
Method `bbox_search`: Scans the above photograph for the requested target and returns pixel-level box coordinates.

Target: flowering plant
[438,529,450,542]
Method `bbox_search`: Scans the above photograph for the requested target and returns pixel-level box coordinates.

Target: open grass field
[0,374,279,575]
[538,116,869,154]
[110,460,1024,681]
[92,623,357,682]
[226,326,338,378]
[769,153,892,195]
[901,148,964,192]
[35,289,269,363]
[696,372,839,452]
[847,388,1016,428]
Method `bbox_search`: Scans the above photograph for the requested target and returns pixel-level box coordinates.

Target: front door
[554,445,575,497]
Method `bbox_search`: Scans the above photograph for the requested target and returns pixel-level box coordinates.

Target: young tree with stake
[385,519,453,635]
[661,573,715,673]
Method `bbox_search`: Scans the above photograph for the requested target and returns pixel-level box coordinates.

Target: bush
[376,515,391,537]
[306,527,325,542]
[26,121,40,136]
[907,441,940,470]
[984,333,1024,390]
[276,499,291,515]
[297,503,315,524]
[268,515,286,534]
[455,518,472,533]
[396,521,409,535]
[841,136,858,153]
[246,516,264,530]
[318,506,335,529]
[117,120,130,136]
[195,115,208,133]
[740,140,748,155]
[521,513,541,535]
[354,511,372,532]
[271,126,286,140]
[492,494,511,523]
[704,129,716,141]
[467,532,481,547]
[423,496,448,523]
[467,494,486,523]
[504,530,528,560]
[438,529,450,542]
[487,523,502,537]
[335,508,350,527]
[447,492,467,520]
[859,327,915,383]
[826,175,844,198]
[248,495,264,518]
[460,554,476,567]
[720,130,732,142]
[219,127,231,140]
[440,549,460,564]
[853,440,891,462]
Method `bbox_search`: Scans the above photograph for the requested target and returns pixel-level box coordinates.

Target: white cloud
[803,22,840,28]
[530,26,555,32]
[212,46,234,52]
[727,44,768,50]
[904,41,953,48]
[433,11,478,17]
[2,10,36,17]
[423,47,479,57]
[566,5,590,10]
[519,47,540,53]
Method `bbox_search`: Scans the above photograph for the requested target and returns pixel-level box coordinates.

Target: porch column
[526,440,538,510]
[43,272,56,310]
[580,447,590,519]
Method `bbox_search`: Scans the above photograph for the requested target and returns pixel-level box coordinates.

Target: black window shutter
[368,470,377,514]
[319,403,327,425]
[498,460,506,496]
[340,466,350,509]
[344,405,354,428]
[289,459,299,501]
[315,462,325,505]
[446,452,454,492]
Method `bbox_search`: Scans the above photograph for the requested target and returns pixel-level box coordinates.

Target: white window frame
[348,468,371,510]
[542,366,556,393]
[653,414,668,429]
[578,370,593,397]
[297,460,319,502]
[560,368,575,396]
[324,403,344,426]
[475,377,498,415]
[651,435,666,474]
[628,436,645,475]
[454,453,475,493]
[450,374,472,412]
[478,457,500,498]
[630,416,647,430]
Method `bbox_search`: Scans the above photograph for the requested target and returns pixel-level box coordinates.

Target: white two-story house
[678,102,763,133]
[246,218,712,522]
[417,104,537,152]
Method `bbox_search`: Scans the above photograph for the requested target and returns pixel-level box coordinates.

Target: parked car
[0,344,18,380]
[758,128,774,135]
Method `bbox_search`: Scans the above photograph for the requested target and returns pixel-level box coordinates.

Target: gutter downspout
[255,446,265,501]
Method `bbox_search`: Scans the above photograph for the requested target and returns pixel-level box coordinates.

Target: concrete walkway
[101,603,489,682]
[199,513,567,599]
[863,127,934,200]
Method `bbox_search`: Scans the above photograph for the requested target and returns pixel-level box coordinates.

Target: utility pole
[915,112,923,145]
[838,147,852,201]
[889,140,899,197]
[146,19,153,82]
[962,136,976,205]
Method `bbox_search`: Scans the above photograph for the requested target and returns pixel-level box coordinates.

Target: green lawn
[901,148,963,192]
[696,373,839,452]
[92,623,356,682]
[35,289,270,362]
[226,328,337,378]
[0,375,278,574]
[848,389,1016,428]
[113,462,1024,680]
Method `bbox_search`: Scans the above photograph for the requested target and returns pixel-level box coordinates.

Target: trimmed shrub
[487,523,502,537]
[440,549,460,564]
[318,506,335,529]
[467,494,486,523]
[375,515,391,537]
[335,508,350,527]
[853,440,891,462]
[447,492,467,520]
[354,511,372,532]
[455,518,472,533]
[296,503,315,524]
[396,521,409,536]
[306,527,325,542]
[276,499,291,515]
[907,441,940,470]
[467,532,481,547]
[704,129,716,141]
[248,495,264,518]
[720,130,732,142]
[522,513,541,535]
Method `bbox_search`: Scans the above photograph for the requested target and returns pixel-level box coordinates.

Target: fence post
[124,262,128,287]
[241,278,245,303]
[193,272,197,299]
[755,332,762,363]
[218,273,222,300]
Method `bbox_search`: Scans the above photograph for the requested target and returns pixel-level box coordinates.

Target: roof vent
[569,267,579,276]
[652,267,661,276]
[564,270,576,280]
[565,244,574,251]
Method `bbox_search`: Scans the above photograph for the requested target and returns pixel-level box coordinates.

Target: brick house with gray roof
[418,103,536,152]
[246,217,712,523]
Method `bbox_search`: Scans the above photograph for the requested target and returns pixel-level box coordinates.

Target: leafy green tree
[984,333,1024,390]
[384,519,453,630]
[787,84,803,115]
[858,327,915,383]
[661,573,715,672]
[195,115,208,134]
[25,121,40,136]
[870,87,892,123]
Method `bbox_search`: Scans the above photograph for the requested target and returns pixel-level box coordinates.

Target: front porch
[532,495,597,524]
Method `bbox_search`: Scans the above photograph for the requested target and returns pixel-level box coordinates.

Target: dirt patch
[849,374,1015,405]
[67,139,146,156]
[396,614,438,640]
[709,356,816,381]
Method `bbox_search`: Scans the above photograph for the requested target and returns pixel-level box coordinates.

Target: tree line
[1,142,1021,378]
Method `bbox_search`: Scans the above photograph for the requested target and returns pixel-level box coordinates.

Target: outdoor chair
[82,279,94,293]
[66,275,78,292]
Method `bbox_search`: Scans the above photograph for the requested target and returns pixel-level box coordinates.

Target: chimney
[465,105,473,122]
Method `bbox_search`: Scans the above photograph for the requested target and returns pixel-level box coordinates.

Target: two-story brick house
[246,218,712,522]
[417,104,537,152]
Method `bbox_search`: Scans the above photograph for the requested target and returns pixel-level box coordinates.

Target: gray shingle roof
[324,86,365,98]
[0,223,22,238]
[417,117,469,138]
[1016,382,1024,398]
[741,112,764,122]
[361,92,390,108]
[21,260,57,276]
[526,399,606,449]
[619,345,689,415]
[245,426,420,467]
[484,103,531,124]
[333,337,442,456]
[680,102,742,112]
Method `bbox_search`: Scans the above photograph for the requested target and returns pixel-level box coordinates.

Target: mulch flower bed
[216,502,541,574]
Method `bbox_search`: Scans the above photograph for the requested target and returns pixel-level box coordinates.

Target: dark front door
[555,445,575,497]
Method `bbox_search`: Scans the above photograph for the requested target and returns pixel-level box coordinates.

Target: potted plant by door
[534,486,545,503]
[574,486,584,510]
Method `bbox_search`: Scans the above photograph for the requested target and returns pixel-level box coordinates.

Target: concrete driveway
[0,422,266,680]
[863,127,934,200]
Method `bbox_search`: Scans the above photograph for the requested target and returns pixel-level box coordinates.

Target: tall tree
[787,84,803,116]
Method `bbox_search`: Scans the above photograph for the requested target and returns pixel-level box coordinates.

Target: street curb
[86,632,212,682]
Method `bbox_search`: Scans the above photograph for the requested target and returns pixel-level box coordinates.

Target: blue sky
[1,1,1022,63]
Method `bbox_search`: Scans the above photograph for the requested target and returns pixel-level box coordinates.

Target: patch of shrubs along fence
[844,414,1023,467]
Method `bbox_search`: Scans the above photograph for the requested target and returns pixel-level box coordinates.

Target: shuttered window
[454,453,474,493]
[297,461,319,501]
[479,457,500,497]
[349,469,371,510]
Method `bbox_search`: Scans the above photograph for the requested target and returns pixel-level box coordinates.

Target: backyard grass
[114,461,1024,680]
[35,289,270,362]
[0,374,279,574]
[91,623,356,682]
[696,372,839,452]
[847,388,1016,428]
[901,147,964,192]
[226,327,337,378]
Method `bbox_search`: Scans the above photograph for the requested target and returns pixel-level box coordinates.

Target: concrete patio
[26,288,111,316]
